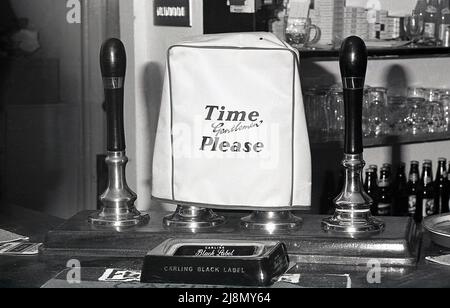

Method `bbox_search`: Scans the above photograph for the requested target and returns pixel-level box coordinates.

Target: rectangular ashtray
[140,239,290,286]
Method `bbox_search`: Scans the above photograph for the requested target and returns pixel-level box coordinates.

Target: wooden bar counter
[1,204,450,288]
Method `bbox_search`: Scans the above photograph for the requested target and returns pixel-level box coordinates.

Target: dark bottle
[424,0,439,38]
[364,168,380,216]
[416,0,428,13]
[369,164,379,182]
[416,161,436,222]
[393,163,408,216]
[435,158,449,214]
[382,163,392,180]
[407,161,421,217]
[377,167,393,216]
[439,0,450,40]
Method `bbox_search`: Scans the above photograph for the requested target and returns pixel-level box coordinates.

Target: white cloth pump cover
[152,32,311,211]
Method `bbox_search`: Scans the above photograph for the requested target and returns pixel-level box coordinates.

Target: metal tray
[424,214,450,248]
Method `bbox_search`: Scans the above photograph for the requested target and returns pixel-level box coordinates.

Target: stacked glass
[303,85,450,142]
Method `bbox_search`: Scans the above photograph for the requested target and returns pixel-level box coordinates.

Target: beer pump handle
[339,36,367,155]
[100,38,126,152]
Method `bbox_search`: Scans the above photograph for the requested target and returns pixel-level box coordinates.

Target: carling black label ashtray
[140,239,289,286]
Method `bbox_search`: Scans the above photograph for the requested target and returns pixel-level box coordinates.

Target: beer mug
[285,18,321,48]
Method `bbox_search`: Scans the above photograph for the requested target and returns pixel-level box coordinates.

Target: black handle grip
[100,38,126,152]
[339,36,367,154]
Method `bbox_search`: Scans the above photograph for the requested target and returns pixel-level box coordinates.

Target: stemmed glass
[404,13,425,46]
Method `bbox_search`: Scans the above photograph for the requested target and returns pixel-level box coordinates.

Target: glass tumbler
[304,88,316,130]
[440,89,450,96]
[427,101,446,133]
[407,87,425,98]
[406,97,427,135]
[440,94,450,131]
[314,88,329,134]
[424,88,441,102]
[304,88,328,141]
[363,86,372,137]
[325,88,344,139]
[368,87,389,137]
[388,96,407,135]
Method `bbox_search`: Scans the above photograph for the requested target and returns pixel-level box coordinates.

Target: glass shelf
[311,131,450,149]
[299,46,450,60]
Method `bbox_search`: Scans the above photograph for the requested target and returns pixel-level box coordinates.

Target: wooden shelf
[299,46,450,60]
[311,131,450,149]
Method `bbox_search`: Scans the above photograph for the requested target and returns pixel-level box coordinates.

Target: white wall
[119,0,204,211]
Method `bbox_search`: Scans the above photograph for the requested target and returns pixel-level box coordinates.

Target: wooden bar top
[1,204,450,288]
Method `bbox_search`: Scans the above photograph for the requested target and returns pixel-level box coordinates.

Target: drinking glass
[368,87,389,137]
[407,87,425,98]
[315,88,329,134]
[388,96,407,135]
[303,88,328,141]
[427,101,446,133]
[424,88,441,102]
[363,86,372,137]
[304,88,316,132]
[404,13,424,44]
[405,97,427,135]
[440,94,450,131]
[325,87,344,139]
[440,88,450,96]
[286,18,321,48]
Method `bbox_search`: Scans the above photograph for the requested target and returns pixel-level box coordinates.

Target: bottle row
[414,0,450,43]
[364,158,450,222]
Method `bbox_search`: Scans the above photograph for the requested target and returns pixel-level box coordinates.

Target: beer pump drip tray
[42,211,421,267]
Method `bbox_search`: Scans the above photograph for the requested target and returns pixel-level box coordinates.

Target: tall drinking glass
[427,101,446,133]
[406,97,427,135]
[325,87,344,139]
[304,88,316,135]
[440,94,450,131]
[388,96,407,135]
[304,88,328,141]
[363,86,372,137]
[368,87,389,136]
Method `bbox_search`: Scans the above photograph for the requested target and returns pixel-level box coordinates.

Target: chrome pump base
[241,211,303,233]
[322,210,385,235]
[89,152,150,228]
[322,154,385,237]
[163,205,226,231]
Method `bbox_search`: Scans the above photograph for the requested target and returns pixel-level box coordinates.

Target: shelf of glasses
[310,131,450,149]
[299,46,450,60]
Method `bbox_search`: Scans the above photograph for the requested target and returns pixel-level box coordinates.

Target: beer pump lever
[89,38,149,228]
[322,36,385,236]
